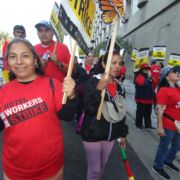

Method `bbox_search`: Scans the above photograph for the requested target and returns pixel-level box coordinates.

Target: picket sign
[49,2,64,54]
[58,0,96,104]
[167,53,180,67]
[96,17,120,120]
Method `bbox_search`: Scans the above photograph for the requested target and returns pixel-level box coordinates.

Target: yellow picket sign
[152,46,166,60]
[50,2,64,43]
[132,52,137,61]
[78,48,85,57]
[168,59,180,67]
[134,57,148,71]
[1,71,10,83]
[131,48,138,62]
[67,0,95,39]
[152,51,166,59]
[167,54,180,67]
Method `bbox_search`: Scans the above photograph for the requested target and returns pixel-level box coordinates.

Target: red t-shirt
[156,87,180,131]
[107,81,117,98]
[150,65,160,86]
[0,76,64,180]
[85,63,92,75]
[135,74,154,104]
[117,66,126,82]
[34,41,71,83]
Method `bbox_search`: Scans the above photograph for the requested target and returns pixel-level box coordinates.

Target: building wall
[92,0,180,78]
[117,0,180,77]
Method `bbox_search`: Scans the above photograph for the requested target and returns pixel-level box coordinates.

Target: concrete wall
[117,0,180,78]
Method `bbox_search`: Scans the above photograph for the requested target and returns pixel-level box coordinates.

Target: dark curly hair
[5,38,44,81]
[94,51,120,75]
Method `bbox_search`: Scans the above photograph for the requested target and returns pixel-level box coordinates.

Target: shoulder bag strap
[163,113,175,122]
[49,78,54,95]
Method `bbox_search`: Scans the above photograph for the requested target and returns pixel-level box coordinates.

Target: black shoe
[152,166,170,179]
[164,161,179,172]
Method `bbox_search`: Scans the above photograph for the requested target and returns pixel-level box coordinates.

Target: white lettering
[22,102,29,109]
[12,107,18,113]
[32,99,38,105]
[37,97,43,103]
[4,109,13,116]
[28,101,33,107]
[17,105,24,111]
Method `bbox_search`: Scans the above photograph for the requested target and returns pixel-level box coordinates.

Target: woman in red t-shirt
[0,38,78,180]
[152,66,180,180]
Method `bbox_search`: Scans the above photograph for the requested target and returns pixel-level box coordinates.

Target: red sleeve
[156,88,168,105]
[121,66,126,74]
[150,67,153,74]
[52,78,63,111]
[135,74,145,86]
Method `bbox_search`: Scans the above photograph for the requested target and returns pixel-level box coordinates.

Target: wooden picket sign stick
[96,17,120,120]
[62,39,77,104]
[53,39,58,54]
[69,36,72,53]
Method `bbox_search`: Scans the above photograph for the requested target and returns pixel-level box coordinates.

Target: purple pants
[83,140,115,180]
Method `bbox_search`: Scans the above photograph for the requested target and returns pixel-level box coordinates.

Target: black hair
[122,61,124,65]
[159,62,164,68]
[158,78,170,91]
[88,51,94,56]
[75,56,77,58]
[13,25,26,35]
[94,51,120,75]
[5,38,44,81]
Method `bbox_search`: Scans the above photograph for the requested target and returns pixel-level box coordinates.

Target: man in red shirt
[116,61,126,82]
[150,59,160,87]
[34,20,75,83]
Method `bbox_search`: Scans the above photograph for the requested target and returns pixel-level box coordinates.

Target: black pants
[135,102,152,128]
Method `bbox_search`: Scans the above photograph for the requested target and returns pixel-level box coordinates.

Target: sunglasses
[143,68,150,70]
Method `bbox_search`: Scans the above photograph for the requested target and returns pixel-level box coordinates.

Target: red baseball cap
[141,64,150,69]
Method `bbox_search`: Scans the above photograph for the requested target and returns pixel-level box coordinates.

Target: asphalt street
[0,118,155,180]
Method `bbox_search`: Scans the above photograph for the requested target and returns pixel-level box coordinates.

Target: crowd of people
[133,59,180,179]
[0,20,179,180]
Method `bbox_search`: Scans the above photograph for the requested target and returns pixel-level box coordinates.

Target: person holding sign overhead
[34,20,75,83]
[135,64,156,131]
[0,38,78,180]
[81,51,128,180]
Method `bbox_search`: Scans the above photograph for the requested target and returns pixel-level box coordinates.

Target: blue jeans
[154,128,180,169]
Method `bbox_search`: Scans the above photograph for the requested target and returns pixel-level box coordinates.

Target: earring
[35,64,39,68]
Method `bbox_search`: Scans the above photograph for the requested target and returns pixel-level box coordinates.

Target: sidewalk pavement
[123,79,157,128]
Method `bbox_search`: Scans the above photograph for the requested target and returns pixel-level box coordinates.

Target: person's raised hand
[96,73,109,91]
[50,54,62,67]
[40,58,48,68]
[62,77,76,99]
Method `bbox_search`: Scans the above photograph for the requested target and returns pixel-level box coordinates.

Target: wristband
[59,62,63,70]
